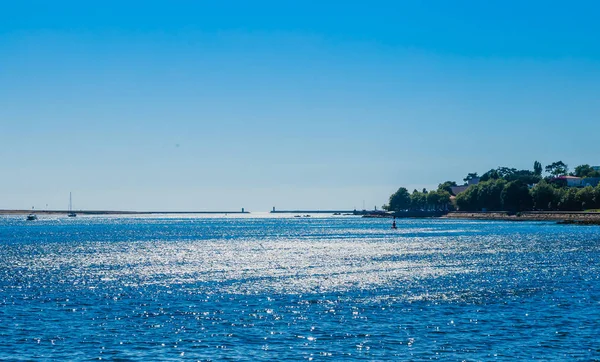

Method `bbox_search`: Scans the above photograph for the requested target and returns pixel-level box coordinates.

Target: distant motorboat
[68,192,77,217]
[26,213,37,221]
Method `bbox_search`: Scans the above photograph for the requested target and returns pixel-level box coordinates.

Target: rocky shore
[445,211,600,225]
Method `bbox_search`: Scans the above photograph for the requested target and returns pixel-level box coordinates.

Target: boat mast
[69,192,72,212]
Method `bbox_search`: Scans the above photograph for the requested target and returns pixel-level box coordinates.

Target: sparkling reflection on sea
[0,215,599,360]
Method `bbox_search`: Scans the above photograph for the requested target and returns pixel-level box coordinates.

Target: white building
[553,176,583,187]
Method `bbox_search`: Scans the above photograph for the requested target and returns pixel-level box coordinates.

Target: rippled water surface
[1,215,599,360]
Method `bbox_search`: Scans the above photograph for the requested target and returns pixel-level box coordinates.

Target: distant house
[552,176,583,187]
[592,166,600,172]
[467,177,480,185]
[450,178,479,196]
[582,177,600,187]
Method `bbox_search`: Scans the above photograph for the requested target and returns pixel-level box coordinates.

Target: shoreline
[365,210,600,225]
[3,209,599,225]
[444,211,600,225]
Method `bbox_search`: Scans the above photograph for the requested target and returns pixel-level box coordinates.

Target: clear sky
[1,1,600,211]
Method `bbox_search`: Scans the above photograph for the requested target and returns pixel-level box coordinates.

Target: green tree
[545,161,568,177]
[505,170,541,185]
[501,180,533,212]
[558,188,580,211]
[463,172,479,184]
[425,190,451,210]
[410,190,427,211]
[388,187,411,212]
[573,164,600,178]
[436,190,452,211]
[426,191,440,210]
[477,179,506,211]
[438,181,458,194]
[533,161,543,176]
[549,177,567,188]
[455,185,479,211]
[551,187,566,210]
[480,167,521,182]
[576,186,596,210]
[480,168,500,181]
[530,180,555,210]
[497,167,518,179]
[573,164,593,178]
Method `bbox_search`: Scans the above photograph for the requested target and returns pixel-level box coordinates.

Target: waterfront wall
[446,211,600,223]
[388,210,448,218]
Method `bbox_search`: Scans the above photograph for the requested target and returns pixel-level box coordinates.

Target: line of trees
[384,187,452,212]
[384,161,600,213]
[456,179,600,212]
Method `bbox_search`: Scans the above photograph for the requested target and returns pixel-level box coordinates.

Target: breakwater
[0,209,250,215]
[446,211,600,224]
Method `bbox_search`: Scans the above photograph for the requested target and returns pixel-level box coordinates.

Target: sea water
[0,215,599,361]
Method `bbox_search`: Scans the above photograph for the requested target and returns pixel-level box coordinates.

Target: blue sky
[1,1,600,211]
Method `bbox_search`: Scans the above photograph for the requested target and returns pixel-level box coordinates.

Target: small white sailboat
[68,192,77,217]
